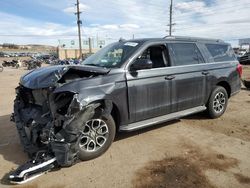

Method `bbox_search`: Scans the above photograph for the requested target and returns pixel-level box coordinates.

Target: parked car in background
[0,52,10,57]
[238,49,247,56]
[26,59,42,70]
[0,52,6,57]
[239,52,250,65]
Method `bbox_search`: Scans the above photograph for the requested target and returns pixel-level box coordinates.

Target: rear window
[205,44,236,62]
[168,43,204,66]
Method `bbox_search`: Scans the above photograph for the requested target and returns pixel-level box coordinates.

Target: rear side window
[205,44,236,62]
[168,43,204,66]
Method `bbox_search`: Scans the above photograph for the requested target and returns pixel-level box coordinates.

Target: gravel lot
[0,65,250,188]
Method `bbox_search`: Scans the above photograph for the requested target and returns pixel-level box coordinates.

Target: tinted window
[205,44,236,62]
[138,45,169,68]
[169,43,204,66]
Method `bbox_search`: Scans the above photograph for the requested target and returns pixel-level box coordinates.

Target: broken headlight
[54,92,75,116]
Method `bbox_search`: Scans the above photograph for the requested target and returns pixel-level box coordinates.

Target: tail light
[237,64,242,78]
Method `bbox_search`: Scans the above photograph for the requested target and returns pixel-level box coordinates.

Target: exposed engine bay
[9,65,112,184]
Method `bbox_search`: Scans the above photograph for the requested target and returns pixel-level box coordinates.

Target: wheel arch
[216,81,231,98]
[111,103,121,132]
[93,99,121,132]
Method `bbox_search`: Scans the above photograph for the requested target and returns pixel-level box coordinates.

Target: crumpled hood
[20,65,110,89]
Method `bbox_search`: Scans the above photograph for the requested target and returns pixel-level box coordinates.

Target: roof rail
[163,35,224,43]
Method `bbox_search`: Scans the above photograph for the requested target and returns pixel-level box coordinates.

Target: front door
[126,44,172,123]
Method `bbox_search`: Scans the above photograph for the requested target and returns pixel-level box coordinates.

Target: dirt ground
[0,65,250,188]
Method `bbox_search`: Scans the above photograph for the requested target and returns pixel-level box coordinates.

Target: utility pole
[75,0,82,59]
[169,0,173,36]
[88,37,92,54]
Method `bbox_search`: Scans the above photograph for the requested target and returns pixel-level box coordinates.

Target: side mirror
[130,59,153,71]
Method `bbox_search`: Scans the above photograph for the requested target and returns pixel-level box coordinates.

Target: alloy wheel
[79,119,109,152]
[213,92,226,113]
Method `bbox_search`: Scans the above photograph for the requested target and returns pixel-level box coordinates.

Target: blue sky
[0,0,250,46]
[1,0,72,24]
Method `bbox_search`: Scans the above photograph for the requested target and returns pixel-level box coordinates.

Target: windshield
[81,41,142,68]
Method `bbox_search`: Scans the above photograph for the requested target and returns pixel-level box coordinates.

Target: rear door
[167,42,207,112]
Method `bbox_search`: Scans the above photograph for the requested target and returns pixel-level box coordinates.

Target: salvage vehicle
[239,52,250,65]
[10,36,242,183]
[26,59,42,70]
[2,59,21,68]
[242,78,250,89]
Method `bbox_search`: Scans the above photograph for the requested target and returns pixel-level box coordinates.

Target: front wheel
[207,86,228,119]
[78,113,116,161]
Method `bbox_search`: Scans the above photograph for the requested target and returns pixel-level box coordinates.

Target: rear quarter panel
[204,61,241,102]
[197,41,241,101]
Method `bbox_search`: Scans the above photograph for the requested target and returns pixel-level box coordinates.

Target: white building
[57,38,115,59]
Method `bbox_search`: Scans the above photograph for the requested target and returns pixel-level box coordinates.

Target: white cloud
[175,1,210,14]
[120,24,140,30]
[0,12,78,45]
[222,18,250,24]
[89,23,100,27]
[100,24,140,30]
[101,24,119,30]
[63,3,90,13]
[0,0,250,47]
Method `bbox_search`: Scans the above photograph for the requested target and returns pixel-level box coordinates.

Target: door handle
[202,71,209,75]
[165,75,175,80]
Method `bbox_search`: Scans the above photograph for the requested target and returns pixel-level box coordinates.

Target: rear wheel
[207,86,228,119]
[78,112,116,161]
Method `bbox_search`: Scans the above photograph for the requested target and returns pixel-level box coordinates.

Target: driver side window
[138,45,169,69]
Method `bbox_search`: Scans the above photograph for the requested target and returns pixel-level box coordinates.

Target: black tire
[207,86,228,119]
[78,111,116,161]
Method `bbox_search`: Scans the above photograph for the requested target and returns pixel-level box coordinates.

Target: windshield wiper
[84,63,100,67]
[84,63,109,68]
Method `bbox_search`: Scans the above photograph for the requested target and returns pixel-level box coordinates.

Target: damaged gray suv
[12,36,241,174]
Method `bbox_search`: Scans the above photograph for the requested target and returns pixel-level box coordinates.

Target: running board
[120,106,206,132]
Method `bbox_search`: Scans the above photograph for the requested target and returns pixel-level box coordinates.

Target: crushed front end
[14,86,77,164]
[9,65,108,183]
